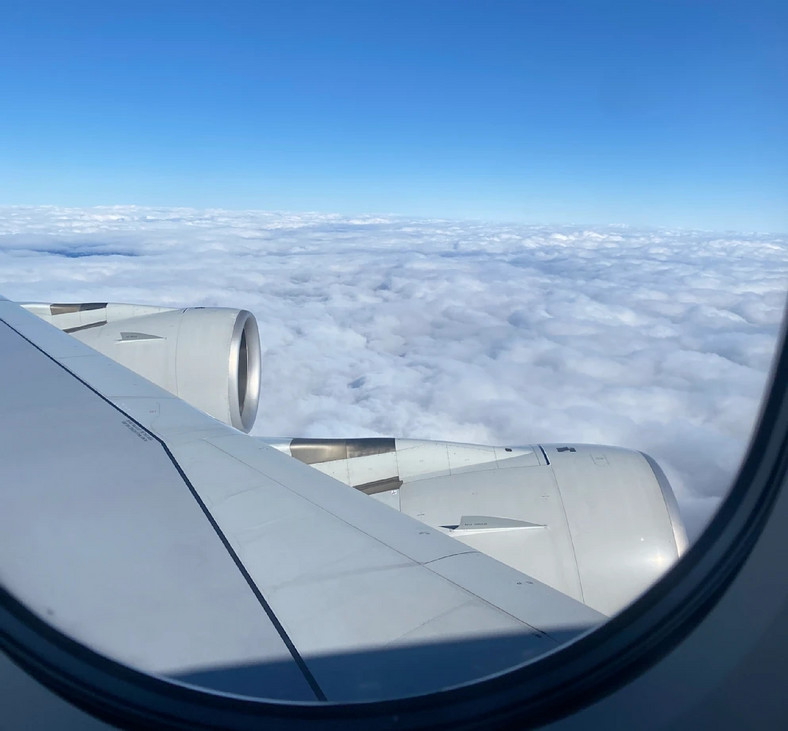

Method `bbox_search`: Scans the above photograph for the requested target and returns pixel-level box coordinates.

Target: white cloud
[2,205,786,541]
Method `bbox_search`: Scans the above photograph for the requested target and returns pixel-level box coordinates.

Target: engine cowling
[274,436,688,616]
[26,302,261,432]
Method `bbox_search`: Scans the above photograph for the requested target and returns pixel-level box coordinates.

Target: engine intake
[27,303,261,432]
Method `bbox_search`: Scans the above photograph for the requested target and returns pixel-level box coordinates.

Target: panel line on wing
[156,440,327,701]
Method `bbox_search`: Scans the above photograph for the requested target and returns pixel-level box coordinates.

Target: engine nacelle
[271,436,688,616]
[24,302,261,432]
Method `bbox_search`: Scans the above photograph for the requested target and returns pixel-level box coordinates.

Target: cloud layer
[2,206,786,541]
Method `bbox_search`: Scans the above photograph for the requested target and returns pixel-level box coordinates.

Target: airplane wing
[0,297,602,703]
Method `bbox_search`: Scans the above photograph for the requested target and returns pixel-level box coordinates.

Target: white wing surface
[0,298,601,702]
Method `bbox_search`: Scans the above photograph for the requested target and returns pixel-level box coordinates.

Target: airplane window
[2,216,785,729]
[1,2,787,729]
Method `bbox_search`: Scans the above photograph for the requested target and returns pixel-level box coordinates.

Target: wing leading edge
[0,299,602,702]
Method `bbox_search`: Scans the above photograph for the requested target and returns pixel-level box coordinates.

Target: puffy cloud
[2,205,785,541]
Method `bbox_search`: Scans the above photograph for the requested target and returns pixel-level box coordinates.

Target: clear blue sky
[1,1,786,231]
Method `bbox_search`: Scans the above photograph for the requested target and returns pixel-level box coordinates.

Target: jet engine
[271,436,688,616]
[24,302,261,432]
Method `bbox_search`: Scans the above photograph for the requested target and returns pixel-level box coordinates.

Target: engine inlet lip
[228,310,261,432]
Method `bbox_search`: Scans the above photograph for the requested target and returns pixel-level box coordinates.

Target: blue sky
[1,1,786,231]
